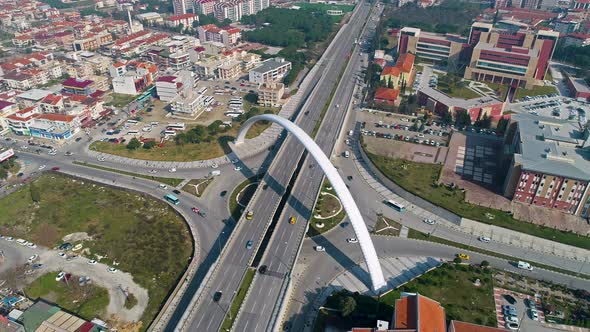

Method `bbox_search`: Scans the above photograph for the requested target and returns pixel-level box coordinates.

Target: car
[107,267,118,273]
[456,253,470,260]
[505,316,519,324]
[234,166,242,171]
[56,271,66,281]
[27,254,38,263]
[220,190,227,197]
[423,218,435,225]
[58,252,66,258]
[31,263,43,269]
[97,157,106,162]
[168,168,176,173]
[27,242,36,248]
[148,169,157,174]
[347,175,353,181]
[38,165,46,170]
[159,184,168,189]
[504,294,517,305]
[213,291,223,302]
[246,240,253,249]
[517,261,533,271]
[51,167,60,171]
[525,298,536,309]
[4,237,13,241]
[64,151,73,156]
[246,211,253,220]
[231,159,238,164]
[347,238,358,244]
[198,210,207,217]
[530,309,539,321]
[88,259,97,265]
[505,322,519,331]
[172,189,181,195]
[58,243,73,250]
[478,236,491,243]
[211,163,219,169]
[258,265,267,274]
[315,246,326,252]
[289,216,296,224]
[191,207,200,213]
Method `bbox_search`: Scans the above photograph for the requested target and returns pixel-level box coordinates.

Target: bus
[126,119,138,125]
[167,123,185,131]
[164,194,179,205]
[127,130,139,135]
[384,199,405,212]
[164,130,176,136]
[198,87,208,95]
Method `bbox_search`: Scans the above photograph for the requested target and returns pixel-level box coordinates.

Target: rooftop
[17,89,52,101]
[250,57,290,74]
[513,112,590,181]
[449,320,506,332]
[567,76,590,94]
[62,78,94,89]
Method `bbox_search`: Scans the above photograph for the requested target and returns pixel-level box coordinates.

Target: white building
[248,57,292,84]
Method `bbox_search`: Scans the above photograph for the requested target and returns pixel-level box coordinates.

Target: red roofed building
[197,24,241,46]
[379,53,415,89]
[62,78,96,96]
[374,87,401,106]
[449,320,505,332]
[166,13,197,28]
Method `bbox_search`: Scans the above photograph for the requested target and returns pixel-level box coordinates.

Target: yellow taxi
[289,216,297,224]
[456,253,470,260]
[246,211,253,220]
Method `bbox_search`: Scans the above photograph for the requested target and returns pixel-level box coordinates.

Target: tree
[454,110,471,127]
[337,295,357,317]
[442,111,453,124]
[497,117,509,133]
[127,138,141,150]
[453,257,462,264]
[387,78,394,89]
[474,113,491,128]
[481,260,490,267]
[30,183,41,203]
[143,141,156,149]
[244,92,259,104]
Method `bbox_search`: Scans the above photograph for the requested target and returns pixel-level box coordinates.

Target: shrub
[453,257,462,264]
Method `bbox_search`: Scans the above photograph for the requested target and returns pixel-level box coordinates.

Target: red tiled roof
[418,294,446,332]
[41,94,62,105]
[396,53,415,74]
[37,113,75,122]
[375,87,400,101]
[62,78,94,88]
[382,66,401,76]
[450,320,506,332]
[167,13,196,21]
[0,100,15,110]
[157,76,177,83]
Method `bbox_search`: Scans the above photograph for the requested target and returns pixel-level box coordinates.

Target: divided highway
[232,3,379,332]
[172,4,372,331]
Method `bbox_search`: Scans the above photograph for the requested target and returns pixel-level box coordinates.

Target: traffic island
[307,181,346,237]
[220,267,256,331]
[229,177,260,221]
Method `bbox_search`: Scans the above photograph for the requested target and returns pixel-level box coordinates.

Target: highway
[231,3,381,332]
[174,3,373,331]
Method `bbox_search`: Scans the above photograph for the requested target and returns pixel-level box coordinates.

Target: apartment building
[197,24,241,46]
[166,13,198,28]
[72,32,113,51]
[173,0,193,14]
[171,90,208,116]
[503,113,590,217]
[136,12,164,25]
[258,82,284,107]
[248,57,292,84]
[110,61,157,95]
[464,22,559,89]
[156,71,196,102]
[146,48,191,70]
[61,78,96,96]
[212,0,269,21]
[194,0,217,15]
[218,59,242,80]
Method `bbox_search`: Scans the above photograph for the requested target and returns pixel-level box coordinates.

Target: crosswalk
[330,256,442,295]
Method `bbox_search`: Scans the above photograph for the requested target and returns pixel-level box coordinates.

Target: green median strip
[407,229,590,280]
[73,161,184,187]
[220,267,256,331]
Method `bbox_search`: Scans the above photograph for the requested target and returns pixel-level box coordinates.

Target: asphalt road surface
[175,3,373,331]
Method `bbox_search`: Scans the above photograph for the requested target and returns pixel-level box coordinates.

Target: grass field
[308,180,345,237]
[106,93,137,108]
[514,85,558,100]
[365,152,590,250]
[372,215,401,236]
[220,268,256,331]
[439,85,480,99]
[486,82,510,100]
[26,273,110,321]
[0,174,192,329]
[90,112,275,162]
[73,161,184,187]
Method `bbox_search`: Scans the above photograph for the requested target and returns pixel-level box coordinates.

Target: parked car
[346,238,358,244]
[55,271,66,281]
[315,246,326,252]
[423,218,435,225]
[504,294,517,305]
[517,261,534,271]
[478,236,491,243]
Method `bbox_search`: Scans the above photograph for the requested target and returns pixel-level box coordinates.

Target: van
[343,151,350,158]
[210,170,221,177]
[517,261,533,271]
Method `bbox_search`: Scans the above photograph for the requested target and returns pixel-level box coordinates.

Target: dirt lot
[364,136,447,164]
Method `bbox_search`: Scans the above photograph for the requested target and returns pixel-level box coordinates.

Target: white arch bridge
[235,114,386,291]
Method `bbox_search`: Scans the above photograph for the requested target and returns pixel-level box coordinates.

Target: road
[174,3,373,331]
[231,3,381,332]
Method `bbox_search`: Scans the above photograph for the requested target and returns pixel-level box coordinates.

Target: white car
[234,166,242,171]
[27,254,38,263]
[16,239,26,245]
[505,316,519,324]
[169,168,177,173]
[314,246,326,252]
[423,218,435,225]
[346,238,358,244]
[107,267,118,273]
[38,165,46,170]
[231,159,238,164]
[25,242,36,248]
[478,236,491,243]
[148,169,158,174]
[87,259,97,265]
[530,309,539,321]
[506,322,519,331]
[158,184,168,190]
[517,261,534,271]
[48,150,57,155]
[211,163,219,169]
[55,271,66,281]
[97,157,106,162]
[4,237,13,241]
[58,252,66,258]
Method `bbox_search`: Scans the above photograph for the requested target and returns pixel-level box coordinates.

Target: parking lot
[511,95,590,121]
[494,287,555,332]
